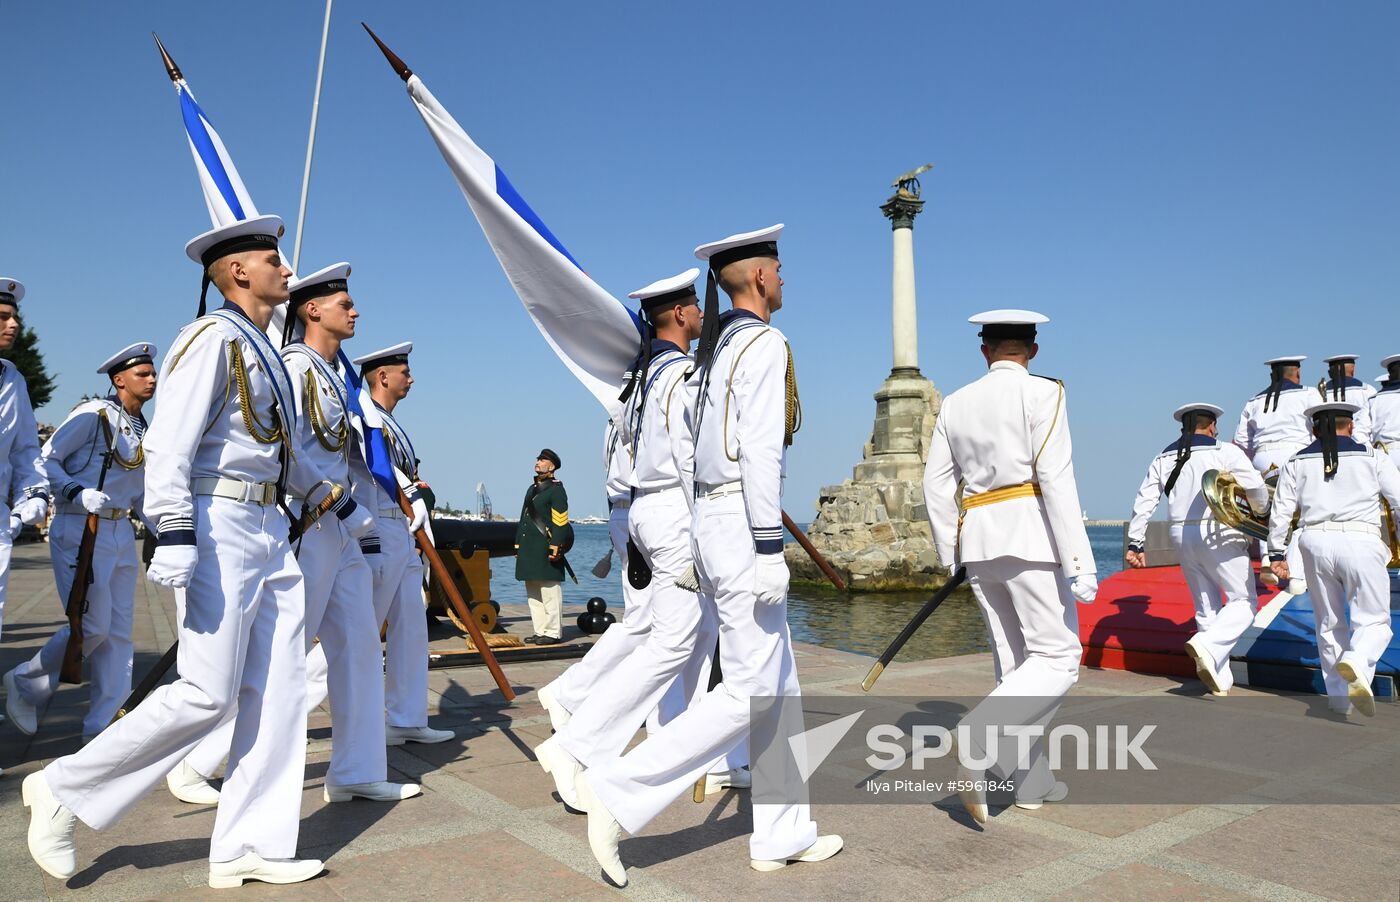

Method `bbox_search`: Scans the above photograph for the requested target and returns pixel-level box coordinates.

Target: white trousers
[559,488,717,767]
[1173,525,1256,690]
[525,580,564,639]
[548,505,649,713]
[1298,530,1393,701]
[187,517,386,785]
[0,501,13,639]
[374,514,429,728]
[45,497,307,862]
[1252,449,1304,579]
[963,557,1080,802]
[589,491,817,861]
[14,513,138,735]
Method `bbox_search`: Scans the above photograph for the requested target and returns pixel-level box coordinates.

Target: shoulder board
[1030,373,1062,385]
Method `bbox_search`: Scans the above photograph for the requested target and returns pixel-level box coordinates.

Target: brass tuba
[1202,469,1272,541]
[1382,497,1400,569]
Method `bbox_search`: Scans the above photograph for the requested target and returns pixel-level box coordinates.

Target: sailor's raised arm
[1031,384,1094,578]
[922,402,960,569]
[733,329,788,554]
[142,327,229,543]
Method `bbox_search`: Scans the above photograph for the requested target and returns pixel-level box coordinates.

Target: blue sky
[2,1,1397,521]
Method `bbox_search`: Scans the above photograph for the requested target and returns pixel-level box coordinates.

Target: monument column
[882,186,924,376]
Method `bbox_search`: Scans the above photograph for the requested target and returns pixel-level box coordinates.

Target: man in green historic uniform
[515,448,574,644]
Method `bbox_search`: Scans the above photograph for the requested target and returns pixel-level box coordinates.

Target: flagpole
[292,0,334,274]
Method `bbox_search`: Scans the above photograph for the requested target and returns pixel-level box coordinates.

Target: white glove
[341,501,376,541]
[15,496,47,526]
[1070,574,1099,605]
[147,544,199,588]
[78,488,111,514]
[8,515,22,539]
[409,497,429,534]
[753,554,790,606]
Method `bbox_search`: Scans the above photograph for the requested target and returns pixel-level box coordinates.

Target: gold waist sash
[962,482,1042,510]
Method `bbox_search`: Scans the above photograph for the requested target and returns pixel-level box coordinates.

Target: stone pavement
[0,541,1395,901]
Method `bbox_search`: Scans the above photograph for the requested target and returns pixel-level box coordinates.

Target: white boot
[751,835,844,871]
[23,772,78,879]
[385,724,454,745]
[537,681,571,732]
[4,668,37,736]
[208,852,325,889]
[167,760,220,805]
[1184,635,1227,696]
[704,767,751,795]
[1337,660,1376,717]
[323,781,422,802]
[575,773,626,887]
[534,735,583,811]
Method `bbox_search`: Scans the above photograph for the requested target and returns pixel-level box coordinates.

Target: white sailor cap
[1173,402,1224,422]
[1264,355,1306,366]
[98,342,158,376]
[693,224,783,269]
[0,278,24,305]
[185,215,286,267]
[1323,353,1359,364]
[969,309,1048,341]
[353,341,412,372]
[1381,354,1400,369]
[1375,374,1389,385]
[1304,401,1360,417]
[628,268,700,315]
[289,262,351,306]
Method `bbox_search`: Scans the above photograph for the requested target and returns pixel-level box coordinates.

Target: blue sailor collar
[1161,434,1217,455]
[649,338,685,357]
[1253,381,1307,398]
[718,309,764,331]
[1379,381,1400,394]
[1325,377,1365,389]
[220,300,256,323]
[1297,436,1368,455]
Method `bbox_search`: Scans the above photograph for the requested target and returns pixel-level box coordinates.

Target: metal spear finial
[152,32,184,83]
[361,22,412,82]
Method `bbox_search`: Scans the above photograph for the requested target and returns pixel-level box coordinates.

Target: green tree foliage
[8,326,55,409]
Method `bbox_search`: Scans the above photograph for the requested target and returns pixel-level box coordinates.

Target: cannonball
[586,596,608,614]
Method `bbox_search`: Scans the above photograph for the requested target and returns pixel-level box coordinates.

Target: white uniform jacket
[1127,435,1265,552]
[604,417,634,508]
[1368,382,1400,453]
[1267,437,1400,558]
[280,343,370,524]
[349,400,421,518]
[44,398,146,515]
[691,311,789,554]
[1234,381,1315,462]
[0,359,48,506]
[1324,377,1376,445]
[924,360,1093,578]
[145,303,316,541]
[629,340,694,497]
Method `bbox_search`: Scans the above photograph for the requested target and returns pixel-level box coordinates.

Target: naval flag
[400,74,641,414]
[160,46,400,501]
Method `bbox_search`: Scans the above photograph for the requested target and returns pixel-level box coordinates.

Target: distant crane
[475,482,492,519]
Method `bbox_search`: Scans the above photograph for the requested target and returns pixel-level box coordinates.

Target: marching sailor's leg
[1183,534,1256,694]
[1300,533,1350,705]
[1334,535,1394,703]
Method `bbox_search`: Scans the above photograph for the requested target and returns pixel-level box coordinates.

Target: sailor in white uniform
[580,226,841,886]
[22,217,324,888]
[173,265,421,805]
[1235,355,1315,590]
[0,278,51,647]
[5,343,156,739]
[535,268,730,807]
[1126,403,1268,695]
[924,310,1097,819]
[1268,401,1400,716]
[352,343,454,745]
[1322,354,1376,444]
[1367,354,1400,455]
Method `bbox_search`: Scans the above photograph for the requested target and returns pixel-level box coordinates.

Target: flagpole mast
[292,0,334,275]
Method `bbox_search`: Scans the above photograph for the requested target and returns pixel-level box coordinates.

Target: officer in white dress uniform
[1268,401,1400,717]
[580,226,842,886]
[536,268,734,808]
[173,265,421,805]
[1322,354,1376,444]
[23,217,325,888]
[5,343,156,739]
[1235,356,1315,590]
[1367,354,1400,455]
[923,310,1097,820]
[1126,403,1268,695]
[351,343,453,745]
[0,278,51,648]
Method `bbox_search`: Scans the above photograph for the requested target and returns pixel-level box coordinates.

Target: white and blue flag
[402,74,641,414]
[167,71,400,501]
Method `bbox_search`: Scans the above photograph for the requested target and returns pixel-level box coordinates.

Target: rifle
[398,488,515,701]
[782,511,847,593]
[60,411,122,684]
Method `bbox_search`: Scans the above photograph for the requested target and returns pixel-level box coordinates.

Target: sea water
[488,523,1126,662]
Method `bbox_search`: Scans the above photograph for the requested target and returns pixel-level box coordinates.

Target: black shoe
[535,635,561,645]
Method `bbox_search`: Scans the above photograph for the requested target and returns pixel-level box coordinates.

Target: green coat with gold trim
[514,476,573,581]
